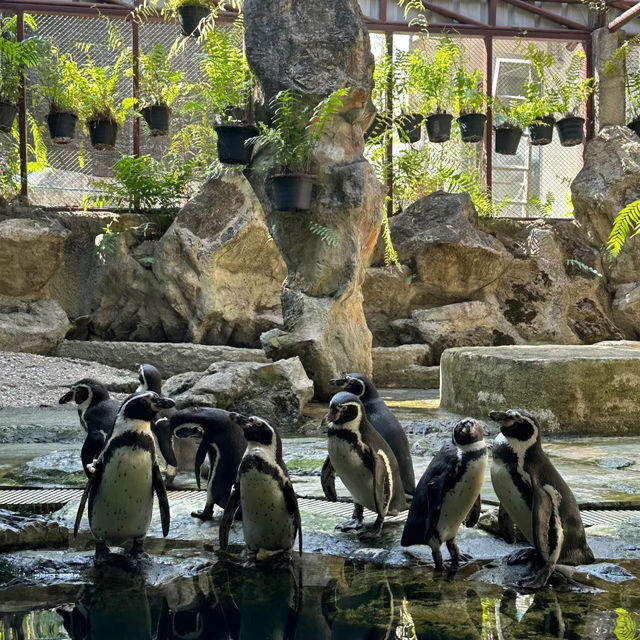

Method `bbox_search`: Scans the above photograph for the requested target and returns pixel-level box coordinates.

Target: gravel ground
[0,351,136,408]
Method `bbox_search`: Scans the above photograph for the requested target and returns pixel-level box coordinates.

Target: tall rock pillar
[243,0,384,399]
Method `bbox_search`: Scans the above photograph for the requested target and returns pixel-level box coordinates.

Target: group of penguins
[60,366,594,589]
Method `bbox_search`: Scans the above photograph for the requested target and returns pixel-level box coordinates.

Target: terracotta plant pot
[457,113,486,143]
[47,111,78,145]
[88,118,118,151]
[426,113,453,143]
[556,116,584,147]
[495,125,523,155]
[215,123,259,165]
[529,116,555,146]
[0,101,18,133]
[396,113,423,143]
[141,105,170,136]
[178,4,210,36]
[270,173,313,212]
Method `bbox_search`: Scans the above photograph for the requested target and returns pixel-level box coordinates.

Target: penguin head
[58,379,108,409]
[329,374,375,399]
[119,391,176,422]
[452,418,487,450]
[230,413,283,459]
[136,363,163,394]
[325,391,364,427]
[489,408,540,443]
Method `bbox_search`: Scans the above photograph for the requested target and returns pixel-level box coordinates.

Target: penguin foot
[446,539,472,566]
[129,538,149,560]
[506,547,537,565]
[518,563,555,590]
[94,541,110,565]
[357,522,384,541]
[335,517,364,532]
[191,508,214,521]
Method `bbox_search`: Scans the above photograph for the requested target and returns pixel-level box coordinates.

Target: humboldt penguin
[59,379,119,477]
[220,413,302,556]
[170,407,246,520]
[401,418,488,570]
[322,391,407,539]
[490,408,594,588]
[327,373,415,496]
[74,391,174,560]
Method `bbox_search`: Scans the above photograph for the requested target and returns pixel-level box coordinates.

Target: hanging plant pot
[141,105,170,136]
[396,113,423,143]
[457,113,486,143]
[556,116,584,147]
[425,113,453,143]
[47,111,78,145]
[0,102,17,133]
[270,173,313,212]
[627,119,640,138]
[178,4,210,36]
[88,118,118,151]
[529,116,555,146]
[215,123,259,165]
[364,113,389,141]
[494,125,523,155]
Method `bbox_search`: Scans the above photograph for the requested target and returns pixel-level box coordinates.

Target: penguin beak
[59,390,74,404]
[329,377,348,387]
[151,396,175,411]
[322,405,343,426]
[489,410,514,426]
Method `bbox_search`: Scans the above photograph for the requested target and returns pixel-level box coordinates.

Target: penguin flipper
[220,483,241,550]
[465,494,482,528]
[372,449,393,518]
[282,478,303,556]
[498,503,517,544]
[194,439,209,490]
[320,456,337,502]
[531,481,564,565]
[74,461,102,537]
[153,417,178,468]
[153,463,171,537]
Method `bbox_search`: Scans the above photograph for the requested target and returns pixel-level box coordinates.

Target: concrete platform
[440,342,640,435]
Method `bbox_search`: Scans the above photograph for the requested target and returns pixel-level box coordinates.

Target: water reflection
[0,557,638,640]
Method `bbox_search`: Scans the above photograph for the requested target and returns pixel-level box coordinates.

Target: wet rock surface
[0,510,68,552]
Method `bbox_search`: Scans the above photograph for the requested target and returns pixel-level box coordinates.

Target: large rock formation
[244,0,384,399]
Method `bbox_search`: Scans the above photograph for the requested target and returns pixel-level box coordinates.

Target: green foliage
[252,88,348,173]
[309,221,340,247]
[139,44,189,109]
[396,0,429,30]
[549,48,594,117]
[84,154,194,213]
[607,198,640,257]
[453,67,485,115]
[516,42,560,124]
[492,97,529,129]
[614,608,640,640]
[605,35,640,120]
[0,15,47,104]
[37,44,84,114]
[381,209,401,270]
[525,191,554,217]
[565,259,602,278]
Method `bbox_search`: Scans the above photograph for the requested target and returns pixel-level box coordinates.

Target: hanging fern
[615,608,640,640]
[309,222,340,247]
[381,209,401,270]
[607,198,640,257]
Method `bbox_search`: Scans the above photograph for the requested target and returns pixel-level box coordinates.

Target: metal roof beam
[500,0,589,30]
[608,1,640,30]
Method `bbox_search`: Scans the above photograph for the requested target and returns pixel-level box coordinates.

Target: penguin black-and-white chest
[491,434,534,543]
[327,427,377,513]
[239,452,295,552]
[434,447,488,544]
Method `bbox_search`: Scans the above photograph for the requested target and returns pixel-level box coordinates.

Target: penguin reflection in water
[401,418,488,570]
[74,391,174,561]
[490,409,594,589]
[220,414,302,558]
[322,392,407,539]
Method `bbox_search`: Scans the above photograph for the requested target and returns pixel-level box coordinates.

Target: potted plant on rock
[453,66,486,143]
[251,87,348,212]
[139,44,188,136]
[493,98,528,155]
[550,48,594,147]
[0,15,45,132]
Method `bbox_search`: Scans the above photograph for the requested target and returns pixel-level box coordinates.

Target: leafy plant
[549,48,594,117]
[139,44,189,109]
[614,608,640,640]
[453,67,485,115]
[396,0,429,30]
[252,88,348,173]
[492,97,530,129]
[607,198,640,257]
[37,44,84,114]
[381,208,401,269]
[565,259,602,278]
[309,221,340,247]
[84,154,194,213]
[604,34,640,121]
[525,191,554,217]
[516,42,560,124]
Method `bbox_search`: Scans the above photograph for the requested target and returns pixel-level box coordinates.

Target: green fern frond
[309,221,340,247]
[381,209,401,270]
[608,198,640,257]
[615,608,640,640]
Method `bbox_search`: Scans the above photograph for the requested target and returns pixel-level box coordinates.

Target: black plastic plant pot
[426,113,453,143]
[215,123,259,165]
[494,126,523,155]
[457,113,486,143]
[364,113,389,141]
[88,119,118,151]
[47,111,77,145]
[141,105,170,136]
[556,116,584,147]
[529,116,555,146]
[628,119,640,137]
[270,174,313,212]
[0,101,17,133]
[178,4,210,36]
[396,113,423,143]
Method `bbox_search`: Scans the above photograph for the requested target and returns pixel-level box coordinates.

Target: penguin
[327,373,415,496]
[489,408,594,588]
[74,391,174,560]
[321,391,407,539]
[170,408,246,521]
[59,379,119,478]
[219,413,302,557]
[400,417,488,570]
[136,363,180,487]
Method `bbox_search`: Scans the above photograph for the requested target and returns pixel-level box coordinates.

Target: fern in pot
[493,98,528,155]
[139,44,188,136]
[251,88,347,212]
[453,67,486,143]
[393,51,423,144]
[0,15,45,132]
[162,0,212,37]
